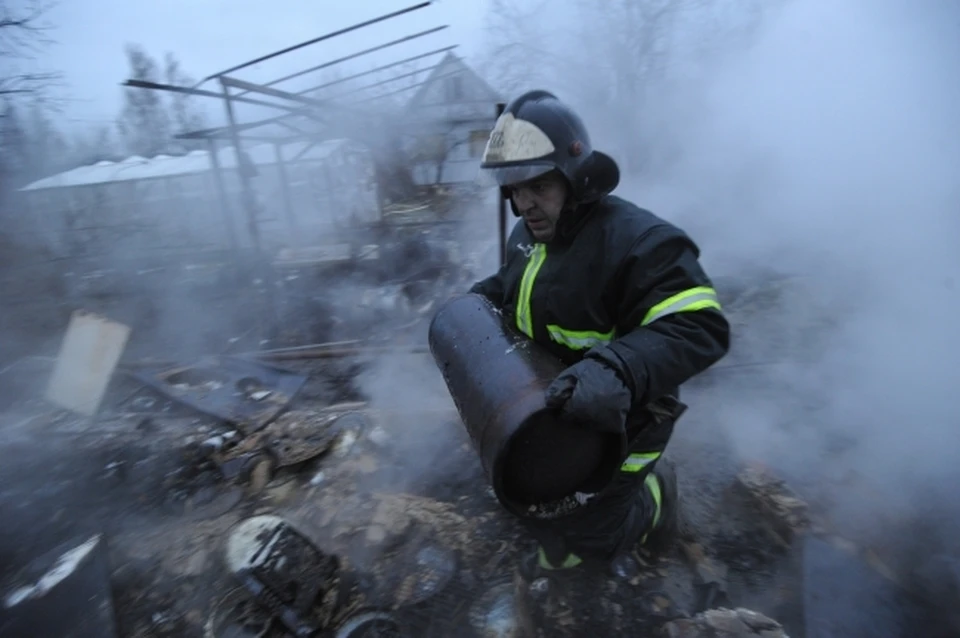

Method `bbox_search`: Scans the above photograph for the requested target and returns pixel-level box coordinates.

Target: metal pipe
[206,138,239,257]
[428,294,624,517]
[495,102,507,267]
[175,114,302,140]
[272,143,299,240]
[241,26,450,95]
[220,79,280,333]
[220,76,327,109]
[299,45,458,96]
[199,1,434,83]
[220,79,263,255]
[122,79,300,113]
[350,69,462,104]
[325,62,443,101]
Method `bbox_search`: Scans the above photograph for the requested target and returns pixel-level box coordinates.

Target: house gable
[405,52,502,121]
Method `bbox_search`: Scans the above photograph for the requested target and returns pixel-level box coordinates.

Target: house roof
[19,139,356,192]
[405,52,502,112]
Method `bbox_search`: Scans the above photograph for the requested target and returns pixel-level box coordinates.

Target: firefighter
[470,90,730,572]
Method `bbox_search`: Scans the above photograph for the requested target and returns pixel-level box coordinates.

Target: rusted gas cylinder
[428,293,625,518]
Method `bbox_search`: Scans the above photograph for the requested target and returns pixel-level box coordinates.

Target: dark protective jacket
[470,194,730,409]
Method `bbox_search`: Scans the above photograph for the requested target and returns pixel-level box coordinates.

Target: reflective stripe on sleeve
[621,451,661,473]
[641,286,722,326]
[640,473,664,544]
[515,244,547,338]
[546,325,615,351]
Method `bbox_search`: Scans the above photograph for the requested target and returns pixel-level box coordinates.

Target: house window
[446,75,464,101]
[419,134,448,161]
[470,130,491,158]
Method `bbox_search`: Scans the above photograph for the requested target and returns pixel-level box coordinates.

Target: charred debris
[3,258,957,637]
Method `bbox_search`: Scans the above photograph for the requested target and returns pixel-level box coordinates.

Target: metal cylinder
[428,293,624,517]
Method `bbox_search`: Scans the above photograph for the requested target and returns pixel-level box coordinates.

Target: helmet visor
[478,163,555,189]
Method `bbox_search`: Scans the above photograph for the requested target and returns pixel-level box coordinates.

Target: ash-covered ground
[0,266,957,638]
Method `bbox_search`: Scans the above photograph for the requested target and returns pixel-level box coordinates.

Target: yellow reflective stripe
[546,324,615,351]
[621,451,661,473]
[538,547,582,570]
[641,286,722,326]
[515,244,547,338]
[640,473,664,544]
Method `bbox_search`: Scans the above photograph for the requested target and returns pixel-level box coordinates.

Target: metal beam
[298,45,458,96]
[174,109,329,140]
[199,1,434,83]
[272,144,299,238]
[291,140,320,163]
[123,79,315,116]
[235,25,450,96]
[219,79,262,255]
[206,138,239,258]
[174,111,320,141]
[276,120,307,135]
[495,102,507,267]
[352,69,461,104]
[327,62,441,101]
[170,39,461,143]
[175,117,288,140]
[219,76,328,109]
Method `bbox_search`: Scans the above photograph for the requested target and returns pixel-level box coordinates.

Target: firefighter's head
[480,90,620,241]
[502,170,568,242]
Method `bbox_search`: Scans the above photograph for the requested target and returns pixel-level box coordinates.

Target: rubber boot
[640,458,679,553]
[518,539,583,581]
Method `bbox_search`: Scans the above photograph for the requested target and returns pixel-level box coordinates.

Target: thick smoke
[655,0,960,518]
[350,191,502,493]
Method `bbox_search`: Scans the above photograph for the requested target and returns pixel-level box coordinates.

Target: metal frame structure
[120,1,506,339]
[121,1,463,259]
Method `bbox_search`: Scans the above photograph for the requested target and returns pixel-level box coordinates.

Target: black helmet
[480,90,620,203]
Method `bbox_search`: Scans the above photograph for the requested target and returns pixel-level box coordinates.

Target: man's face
[508,171,569,242]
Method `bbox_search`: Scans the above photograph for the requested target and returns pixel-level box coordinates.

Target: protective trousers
[521,395,687,568]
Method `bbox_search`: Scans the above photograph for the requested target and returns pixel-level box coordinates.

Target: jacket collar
[552,198,602,244]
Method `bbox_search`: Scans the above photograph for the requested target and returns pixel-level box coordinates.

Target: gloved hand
[544,349,633,434]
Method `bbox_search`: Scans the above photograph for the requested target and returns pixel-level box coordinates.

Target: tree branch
[0,0,60,99]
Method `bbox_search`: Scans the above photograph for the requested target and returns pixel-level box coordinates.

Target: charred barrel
[428,293,624,517]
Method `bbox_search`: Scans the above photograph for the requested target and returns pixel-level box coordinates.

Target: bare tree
[479,0,575,96]
[117,44,172,157]
[0,0,61,109]
[478,0,779,173]
[0,95,68,191]
[69,125,120,165]
[163,52,207,149]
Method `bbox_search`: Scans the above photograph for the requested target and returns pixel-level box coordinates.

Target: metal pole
[207,138,239,257]
[299,45,458,96]
[122,79,300,112]
[199,2,434,83]
[273,143,299,242]
[220,78,280,336]
[496,102,507,267]
[325,62,443,101]
[239,26,449,95]
[220,79,263,255]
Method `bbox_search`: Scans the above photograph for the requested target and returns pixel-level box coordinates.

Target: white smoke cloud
[668,0,960,494]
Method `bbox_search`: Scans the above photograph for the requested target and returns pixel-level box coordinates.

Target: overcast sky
[40,0,489,132]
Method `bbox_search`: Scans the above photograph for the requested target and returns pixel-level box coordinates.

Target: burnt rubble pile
[662,608,789,638]
[2,274,958,637]
[1,367,813,638]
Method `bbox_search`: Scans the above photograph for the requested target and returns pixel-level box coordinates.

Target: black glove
[544,348,633,434]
